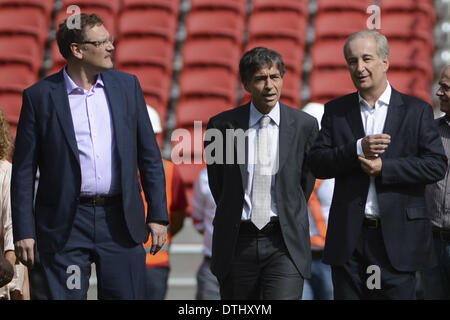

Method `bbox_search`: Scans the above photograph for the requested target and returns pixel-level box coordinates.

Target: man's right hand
[14,238,35,269]
[361,134,391,158]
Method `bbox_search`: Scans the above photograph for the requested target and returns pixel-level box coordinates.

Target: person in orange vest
[302,102,334,300]
[142,105,188,300]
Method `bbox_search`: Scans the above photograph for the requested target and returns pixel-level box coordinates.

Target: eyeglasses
[79,36,114,48]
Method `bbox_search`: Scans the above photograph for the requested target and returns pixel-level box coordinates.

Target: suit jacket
[205,102,319,280]
[11,69,168,254]
[308,88,447,272]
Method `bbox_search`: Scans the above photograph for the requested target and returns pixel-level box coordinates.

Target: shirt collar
[358,81,392,110]
[63,66,104,95]
[249,101,280,128]
[438,115,450,127]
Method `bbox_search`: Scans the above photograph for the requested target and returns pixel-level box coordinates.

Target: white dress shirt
[242,101,280,221]
[356,82,392,218]
[192,169,216,257]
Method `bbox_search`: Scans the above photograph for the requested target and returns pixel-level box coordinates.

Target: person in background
[143,105,188,300]
[0,109,29,300]
[301,102,334,300]
[423,65,450,300]
[191,168,220,300]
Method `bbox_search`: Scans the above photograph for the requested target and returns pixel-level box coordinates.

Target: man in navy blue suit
[308,30,447,299]
[11,13,168,299]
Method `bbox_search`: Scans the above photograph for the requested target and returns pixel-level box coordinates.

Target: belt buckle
[366,217,379,228]
[92,197,97,206]
[374,218,379,228]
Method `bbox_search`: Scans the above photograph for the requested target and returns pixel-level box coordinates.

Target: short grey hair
[343,30,390,61]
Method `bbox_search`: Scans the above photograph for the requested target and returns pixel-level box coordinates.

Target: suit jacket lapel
[51,70,80,164]
[382,88,404,138]
[346,93,366,140]
[278,104,295,172]
[102,71,126,161]
[234,104,250,191]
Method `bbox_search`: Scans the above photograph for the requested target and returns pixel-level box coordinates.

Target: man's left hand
[358,156,382,176]
[146,222,168,255]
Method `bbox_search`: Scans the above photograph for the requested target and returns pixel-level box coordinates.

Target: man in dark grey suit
[205,47,318,299]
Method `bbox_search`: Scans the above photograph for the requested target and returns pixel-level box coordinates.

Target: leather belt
[363,216,380,229]
[432,226,450,242]
[239,217,280,235]
[79,194,122,206]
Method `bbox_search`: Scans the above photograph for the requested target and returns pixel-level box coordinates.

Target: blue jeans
[196,257,220,300]
[302,255,333,300]
[421,237,450,299]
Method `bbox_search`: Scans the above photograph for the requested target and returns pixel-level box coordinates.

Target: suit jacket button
[359,201,364,206]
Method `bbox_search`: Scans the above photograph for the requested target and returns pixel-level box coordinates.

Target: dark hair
[239,47,285,85]
[56,13,104,59]
[0,109,12,160]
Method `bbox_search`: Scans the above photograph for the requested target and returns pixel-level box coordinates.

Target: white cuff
[356,138,365,157]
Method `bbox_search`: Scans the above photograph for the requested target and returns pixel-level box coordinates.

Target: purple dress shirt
[63,68,121,196]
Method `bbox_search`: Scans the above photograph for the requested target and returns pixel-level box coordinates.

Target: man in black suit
[205,47,318,299]
[308,30,447,299]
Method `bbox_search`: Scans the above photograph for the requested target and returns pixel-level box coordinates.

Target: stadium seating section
[0,0,443,212]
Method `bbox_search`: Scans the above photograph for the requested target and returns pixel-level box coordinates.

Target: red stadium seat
[185,10,245,45]
[49,41,65,75]
[248,11,308,46]
[378,13,434,51]
[190,0,246,16]
[314,11,367,40]
[379,0,435,23]
[0,35,43,73]
[0,64,38,90]
[252,0,309,16]
[175,96,232,127]
[61,0,120,15]
[388,40,433,81]
[122,0,180,16]
[0,8,48,48]
[118,65,171,118]
[245,39,305,74]
[0,0,54,18]
[115,38,174,74]
[0,92,23,125]
[118,9,178,44]
[388,70,432,104]
[309,69,355,103]
[176,162,206,188]
[182,38,240,73]
[316,0,373,13]
[279,72,301,108]
[0,63,37,125]
[178,67,238,105]
[310,39,347,69]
